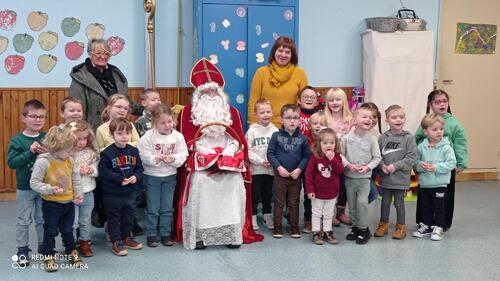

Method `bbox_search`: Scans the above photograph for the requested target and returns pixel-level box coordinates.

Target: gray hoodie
[377,130,417,190]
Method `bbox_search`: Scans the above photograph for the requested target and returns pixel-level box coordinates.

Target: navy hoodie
[267,128,311,172]
[98,143,143,194]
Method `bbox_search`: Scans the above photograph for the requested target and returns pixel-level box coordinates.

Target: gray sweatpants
[345,177,370,229]
[380,188,406,224]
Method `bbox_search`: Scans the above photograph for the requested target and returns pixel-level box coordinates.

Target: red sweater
[305,154,344,200]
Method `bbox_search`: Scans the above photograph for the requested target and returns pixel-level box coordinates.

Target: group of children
[247,87,467,246]
[8,89,187,271]
[8,86,467,271]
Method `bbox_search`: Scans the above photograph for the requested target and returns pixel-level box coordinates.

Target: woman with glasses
[69,38,143,132]
[248,36,309,127]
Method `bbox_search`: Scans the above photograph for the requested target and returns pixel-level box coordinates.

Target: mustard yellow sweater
[248,65,308,126]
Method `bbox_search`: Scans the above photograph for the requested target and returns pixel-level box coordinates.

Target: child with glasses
[267,104,311,239]
[7,99,48,266]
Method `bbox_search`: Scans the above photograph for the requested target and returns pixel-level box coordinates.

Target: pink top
[328,118,353,137]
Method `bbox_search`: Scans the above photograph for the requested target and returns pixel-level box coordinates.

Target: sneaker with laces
[312,231,324,245]
[412,223,432,238]
[78,240,93,257]
[161,236,175,247]
[263,213,274,230]
[122,237,143,250]
[273,226,284,238]
[69,249,85,267]
[430,226,444,241]
[302,221,312,233]
[147,236,160,247]
[290,226,301,238]
[346,227,359,241]
[16,247,31,267]
[323,231,339,245]
[112,241,128,256]
[252,215,259,230]
[356,228,372,245]
[44,255,58,272]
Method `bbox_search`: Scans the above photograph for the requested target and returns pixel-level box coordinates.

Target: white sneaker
[412,223,432,238]
[430,226,444,241]
[252,215,259,230]
[263,213,274,230]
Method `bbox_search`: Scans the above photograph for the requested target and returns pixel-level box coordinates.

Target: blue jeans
[16,189,44,249]
[144,174,176,237]
[42,200,76,255]
[73,191,94,241]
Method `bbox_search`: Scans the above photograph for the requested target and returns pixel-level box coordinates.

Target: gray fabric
[380,188,405,224]
[341,131,381,178]
[345,177,370,229]
[69,61,142,131]
[377,130,417,190]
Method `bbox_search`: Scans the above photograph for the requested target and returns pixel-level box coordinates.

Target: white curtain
[362,30,435,133]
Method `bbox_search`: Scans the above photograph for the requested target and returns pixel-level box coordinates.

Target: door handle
[442,79,453,84]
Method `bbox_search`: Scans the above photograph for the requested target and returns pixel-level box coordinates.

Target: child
[324,88,353,225]
[267,104,311,238]
[134,88,162,137]
[305,128,343,245]
[374,105,417,240]
[67,120,99,257]
[98,117,144,256]
[297,86,319,233]
[246,99,279,230]
[341,107,381,244]
[360,102,382,204]
[412,114,456,241]
[30,126,84,272]
[95,93,143,235]
[7,99,48,266]
[60,96,84,124]
[138,105,188,247]
[415,90,468,231]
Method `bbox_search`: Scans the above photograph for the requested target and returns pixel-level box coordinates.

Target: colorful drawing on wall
[86,23,105,39]
[236,7,246,18]
[0,10,17,31]
[236,41,245,51]
[5,55,25,74]
[37,54,57,73]
[220,39,230,50]
[27,11,48,31]
[222,19,231,28]
[455,22,497,54]
[255,52,264,63]
[209,22,216,33]
[13,33,34,53]
[39,31,58,51]
[283,10,293,21]
[61,17,81,37]
[208,54,218,64]
[0,36,8,55]
[235,68,244,78]
[107,36,125,55]
[65,41,84,60]
[255,25,262,36]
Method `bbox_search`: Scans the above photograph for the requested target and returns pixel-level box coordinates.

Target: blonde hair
[101,93,130,122]
[151,104,174,126]
[324,88,352,123]
[420,113,444,129]
[43,126,77,154]
[66,120,97,153]
[254,98,272,113]
[385,104,405,118]
[311,128,339,158]
[307,112,328,130]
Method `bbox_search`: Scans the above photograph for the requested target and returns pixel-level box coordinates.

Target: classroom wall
[0,0,440,88]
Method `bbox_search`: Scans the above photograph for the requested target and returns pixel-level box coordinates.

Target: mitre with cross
[190,58,225,89]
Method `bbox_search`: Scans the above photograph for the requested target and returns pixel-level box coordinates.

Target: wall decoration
[236,41,245,51]
[236,7,246,18]
[255,52,264,63]
[236,94,245,104]
[13,33,34,53]
[220,39,230,50]
[27,11,48,31]
[255,25,261,36]
[85,23,105,39]
[5,55,25,74]
[222,19,231,28]
[39,31,58,51]
[209,22,216,33]
[455,22,497,54]
[208,54,218,64]
[283,10,293,21]
[0,36,8,55]
[235,68,244,78]
[272,32,279,40]
[261,42,269,48]
[37,54,57,73]
[107,36,125,55]
[61,17,81,37]
[0,10,17,31]
[65,41,84,60]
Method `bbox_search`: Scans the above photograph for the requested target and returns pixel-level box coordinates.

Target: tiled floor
[1,180,499,281]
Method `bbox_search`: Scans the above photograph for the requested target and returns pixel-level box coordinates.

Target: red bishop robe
[173,103,264,244]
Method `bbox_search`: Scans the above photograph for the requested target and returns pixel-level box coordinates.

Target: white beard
[191,89,232,137]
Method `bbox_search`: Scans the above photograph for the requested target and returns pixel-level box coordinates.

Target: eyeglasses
[301,95,317,101]
[433,99,448,105]
[26,114,47,120]
[283,116,300,121]
[91,51,110,58]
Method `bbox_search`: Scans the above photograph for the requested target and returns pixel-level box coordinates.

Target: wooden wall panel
[0,86,352,192]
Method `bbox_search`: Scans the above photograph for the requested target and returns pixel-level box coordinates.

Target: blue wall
[0,0,439,88]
